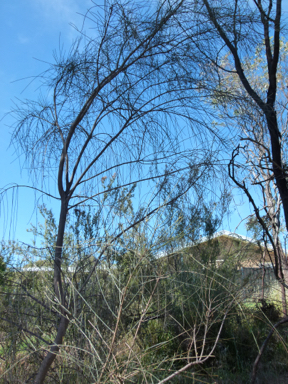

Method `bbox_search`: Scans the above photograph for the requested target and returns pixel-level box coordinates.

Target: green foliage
[0,253,6,286]
[202,298,287,384]
[246,215,271,241]
[1,183,287,383]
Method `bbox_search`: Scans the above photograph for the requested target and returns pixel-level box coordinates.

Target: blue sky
[0,0,287,245]
[0,0,91,243]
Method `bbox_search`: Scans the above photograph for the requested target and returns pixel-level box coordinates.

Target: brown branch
[0,316,52,346]
[157,301,233,384]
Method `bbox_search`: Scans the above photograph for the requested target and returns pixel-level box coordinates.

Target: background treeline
[0,189,287,383]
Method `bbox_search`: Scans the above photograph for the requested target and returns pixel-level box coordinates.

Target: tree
[173,1,288,381]
[198,1,287,219]
[204,41,288,315]
[171,0,287,225]
[168,0,288,282]
[3,1,222,382]
[201,0,288,231]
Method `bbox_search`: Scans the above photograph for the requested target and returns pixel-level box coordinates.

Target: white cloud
[18,35,30,44]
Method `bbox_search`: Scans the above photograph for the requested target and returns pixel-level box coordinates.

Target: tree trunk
[33,317,69,384]
[34,199,69,384]
[278,243,287,316]
[265,111,288,234]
